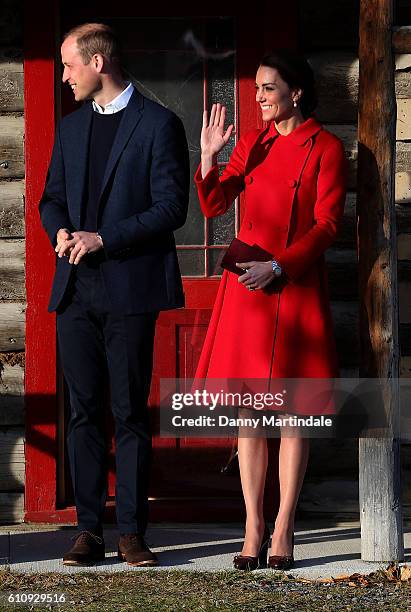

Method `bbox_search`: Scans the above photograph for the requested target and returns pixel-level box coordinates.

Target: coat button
[248,221,253,230]
[244,176,253,185]
[288,179,297,188]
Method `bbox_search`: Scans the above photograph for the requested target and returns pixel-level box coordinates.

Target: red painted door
[25,0,297,521]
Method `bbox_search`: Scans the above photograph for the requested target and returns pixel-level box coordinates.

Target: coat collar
[262,116,323,145]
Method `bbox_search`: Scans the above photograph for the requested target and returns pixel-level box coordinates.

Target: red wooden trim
[25,500,246,524]
[24,0,59,518]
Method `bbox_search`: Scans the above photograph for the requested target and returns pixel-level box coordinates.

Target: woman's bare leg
[270,430,309,556]
[237,434,268,555]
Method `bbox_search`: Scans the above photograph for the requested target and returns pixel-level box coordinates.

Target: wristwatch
[271,259,282,277]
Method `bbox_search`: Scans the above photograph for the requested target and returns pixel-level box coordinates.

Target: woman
[194,50,347,570]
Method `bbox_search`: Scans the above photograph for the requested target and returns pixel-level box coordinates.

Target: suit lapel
[72,102,93,225]
[99,87,144,200]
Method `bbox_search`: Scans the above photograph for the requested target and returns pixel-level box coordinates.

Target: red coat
[194,117,347,414]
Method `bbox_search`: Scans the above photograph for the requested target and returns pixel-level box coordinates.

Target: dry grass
[1,568,411,611]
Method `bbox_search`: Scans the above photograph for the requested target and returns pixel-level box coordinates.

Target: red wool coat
[194,117,347,414]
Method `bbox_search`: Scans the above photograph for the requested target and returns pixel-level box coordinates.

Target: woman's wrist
[201,153,217,179]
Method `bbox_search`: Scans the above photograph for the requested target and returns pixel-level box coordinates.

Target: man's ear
[92,53,104,73]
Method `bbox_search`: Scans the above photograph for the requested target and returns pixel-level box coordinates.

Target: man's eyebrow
[255,82,277,86]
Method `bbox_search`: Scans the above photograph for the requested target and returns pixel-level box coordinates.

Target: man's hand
[55,228,73,258]
[64,231,104,265]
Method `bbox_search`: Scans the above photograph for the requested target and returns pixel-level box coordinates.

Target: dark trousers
[56,267,157,535]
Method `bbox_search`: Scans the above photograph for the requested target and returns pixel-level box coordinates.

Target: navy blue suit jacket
[39,87,190,314]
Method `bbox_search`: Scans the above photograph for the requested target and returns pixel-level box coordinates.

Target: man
[39,22,189,566]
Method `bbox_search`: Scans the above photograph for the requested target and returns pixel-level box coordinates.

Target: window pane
[208,205,235,245]
[207,55,236,162]
[178,250,205,276]
[208,249,226,277]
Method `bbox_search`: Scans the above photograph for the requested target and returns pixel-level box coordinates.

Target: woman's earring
[293,100,297,108]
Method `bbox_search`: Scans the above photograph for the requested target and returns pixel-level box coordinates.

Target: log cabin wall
[0,0,25,523]
[299,0,411,521]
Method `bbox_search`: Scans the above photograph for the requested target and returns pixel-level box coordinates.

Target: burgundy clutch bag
[220,238,273,275]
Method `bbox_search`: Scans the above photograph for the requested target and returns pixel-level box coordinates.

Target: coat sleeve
[39,123,73,248]
[98,114,189,256]
[274,140,347,282]
[194,133,252,217]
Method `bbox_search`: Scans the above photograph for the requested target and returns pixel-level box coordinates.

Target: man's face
[61,36,101,102]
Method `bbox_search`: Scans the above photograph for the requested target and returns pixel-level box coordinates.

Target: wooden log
[397,99,411,139]
[0,116,24,179]
[393,26,411,54]
[357,0,403,562]
[398,233,411,260]
[396,172,411,204]
[310,50,411,108]
[0,180,25,237]
[0,363,24,425]
[309,52,410,122]
[316,132,411,183]
[0,428,24,490]
[0,492,23,523]
[395,59,411,98]
[335,192,357,247]
[396,141,411,173]
[395,54,411,71]
[0,303,25,351]
[0,239,25,301]
[327,125,357,189]
[308,52,358,123]
[326,249,358,300]
[332,301,359,367]
[401,356,411,377]
[0,49,23,112]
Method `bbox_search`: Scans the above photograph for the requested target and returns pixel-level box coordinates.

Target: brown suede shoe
[63,531,105,566]
[118,533,158,566]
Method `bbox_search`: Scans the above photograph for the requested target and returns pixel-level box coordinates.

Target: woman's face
[255,65,300,123]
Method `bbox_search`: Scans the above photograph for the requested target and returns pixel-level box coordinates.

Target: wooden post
[357,0,403,561]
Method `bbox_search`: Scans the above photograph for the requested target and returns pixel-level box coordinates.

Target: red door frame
[24,1,298,522]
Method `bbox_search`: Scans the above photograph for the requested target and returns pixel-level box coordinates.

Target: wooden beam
[0,303,25,351]
[0,48,24,112]
[0,239,25,301]
[393,26,411,54]
[357,0,403,561]
[0,116,24,179]
[0,180,25,237]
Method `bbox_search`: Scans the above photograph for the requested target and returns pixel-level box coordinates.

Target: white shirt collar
[92,82,133,114]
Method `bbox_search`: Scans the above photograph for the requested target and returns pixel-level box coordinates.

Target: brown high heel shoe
[233,524,270,570]
[268,532,295,570]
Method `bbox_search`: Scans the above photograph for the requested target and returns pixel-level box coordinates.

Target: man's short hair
[63,22,122,67]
